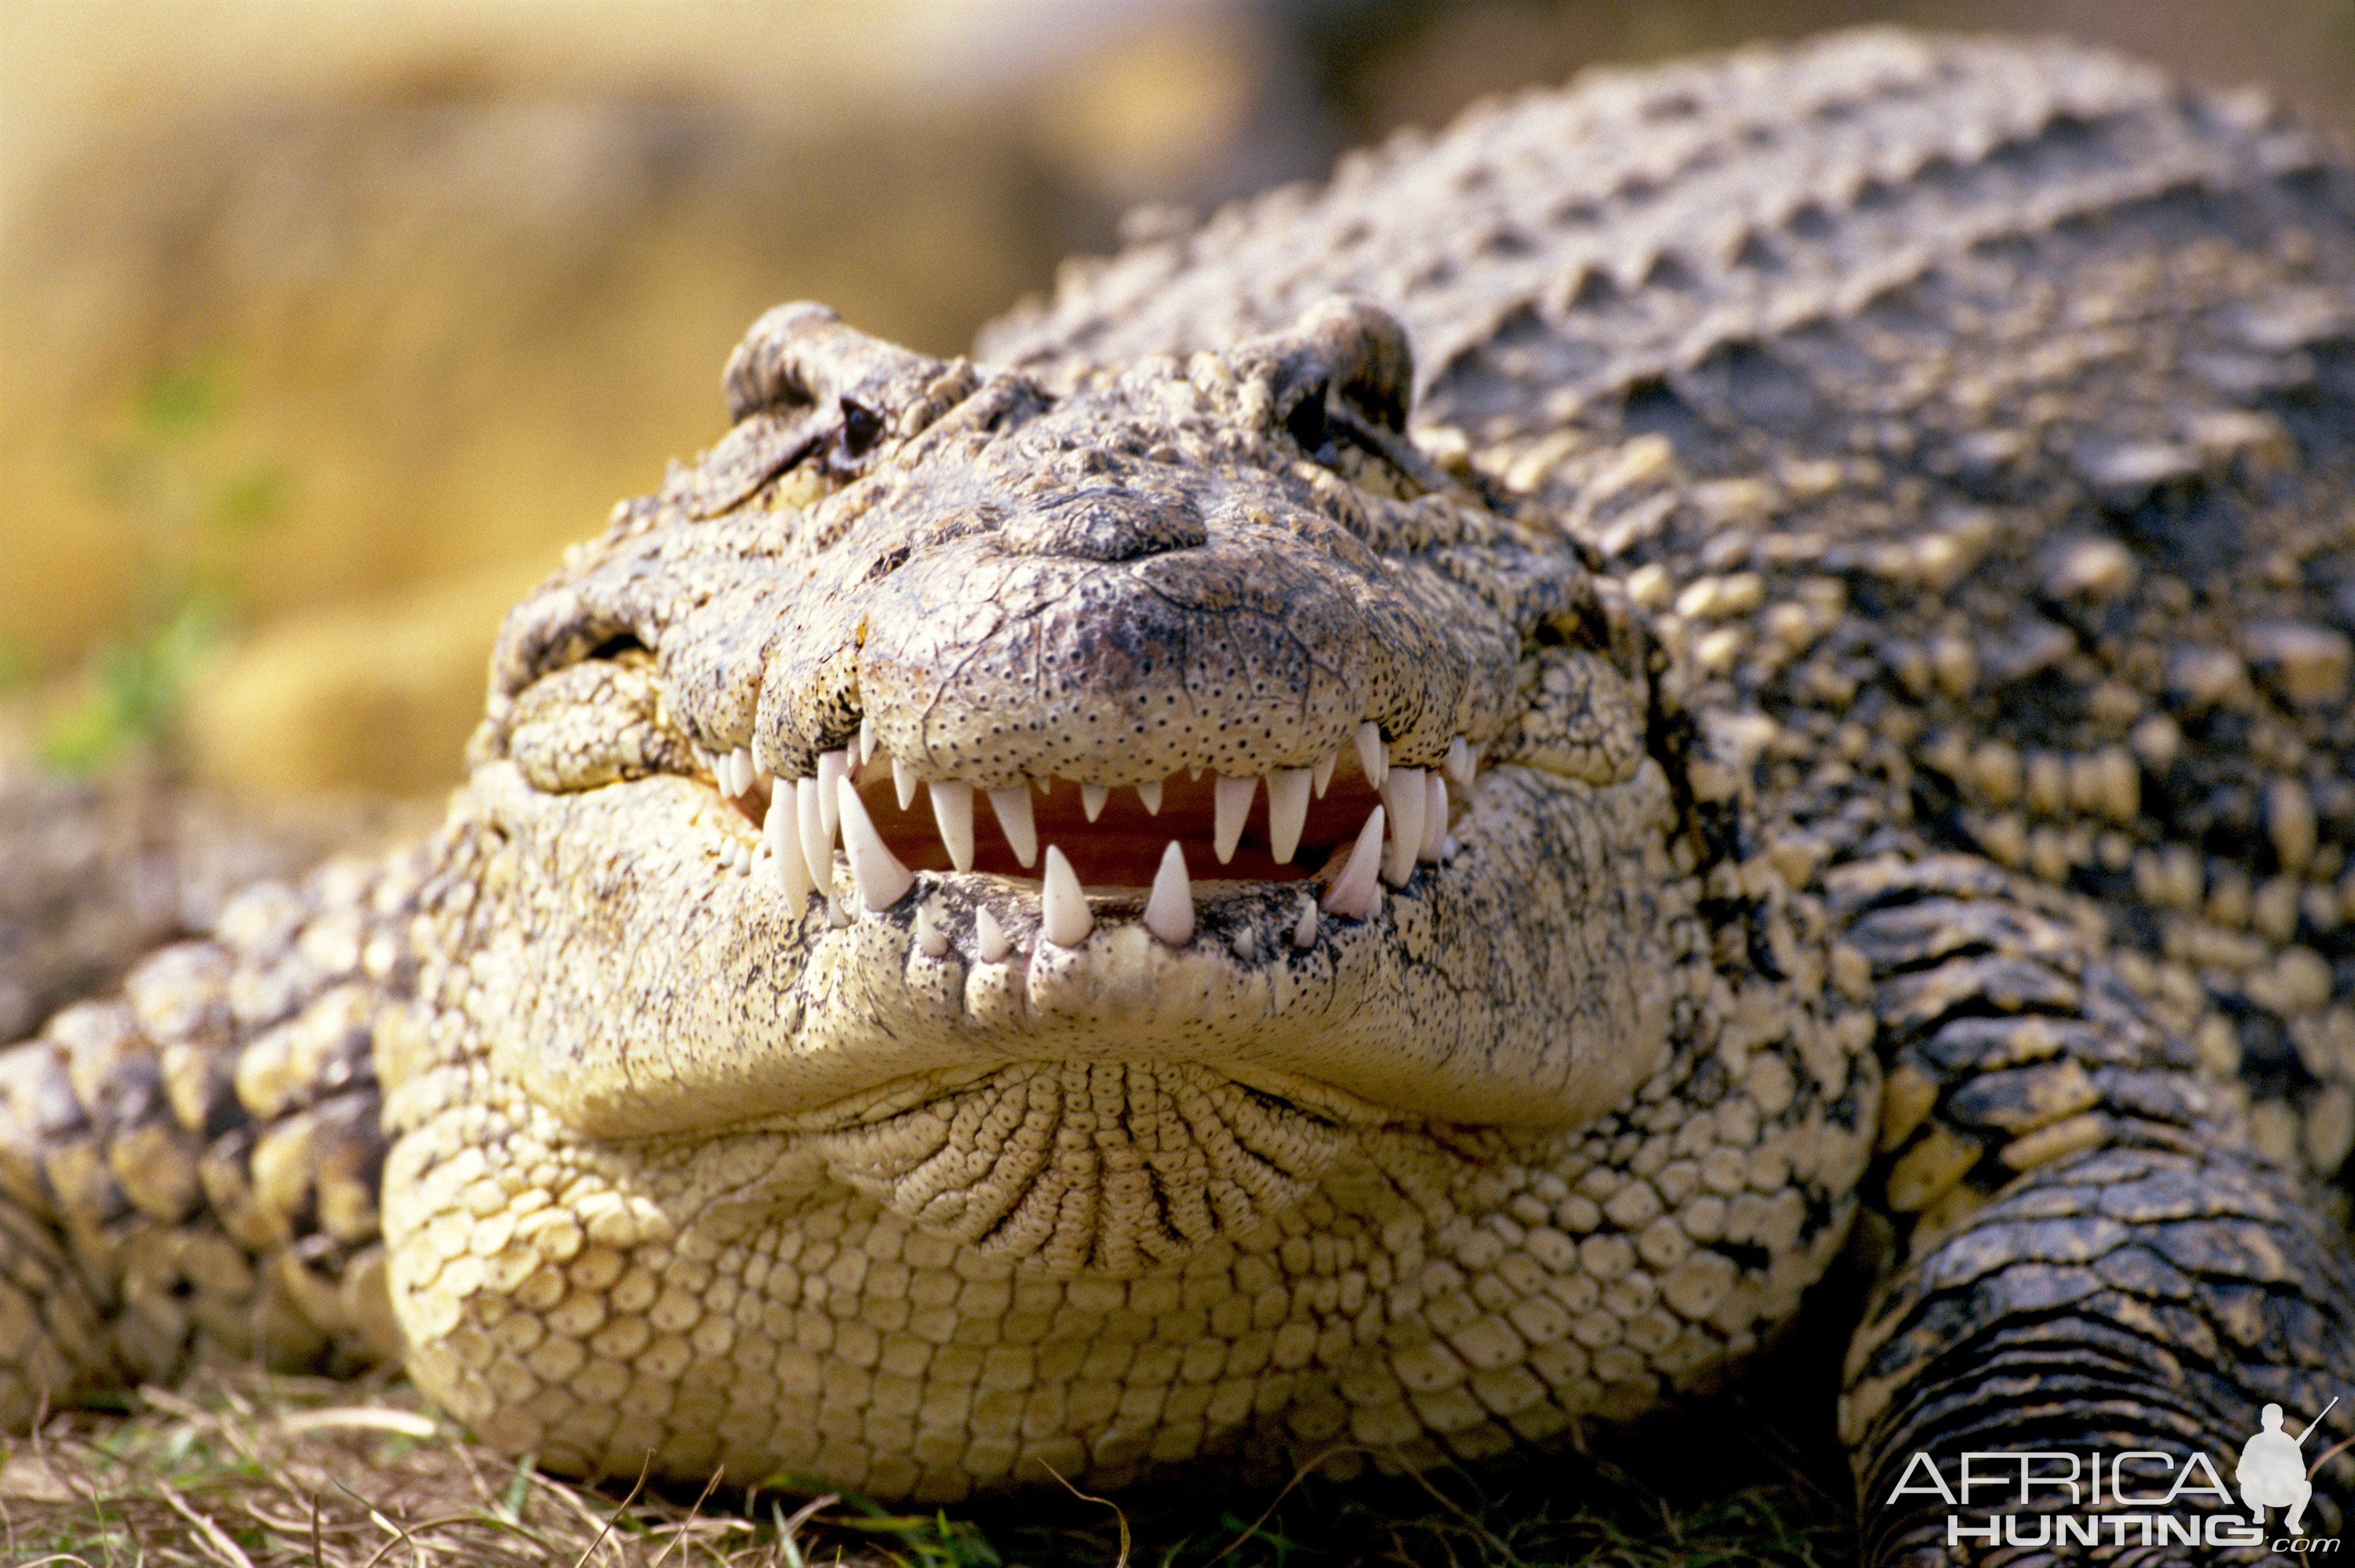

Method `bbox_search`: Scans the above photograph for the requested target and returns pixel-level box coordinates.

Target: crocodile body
[5,30,2354,1563]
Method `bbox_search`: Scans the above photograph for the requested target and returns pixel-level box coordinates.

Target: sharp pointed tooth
[837,778,915,911]
[1234,927,1256,960]
[976,907,1011,963]
[1312,750,1337,797]
[1353,722,1387,790]
[1137,779,1164,815]
[1213,775,1255,864]
[796,777,833,892]
[765,784,810,905]
[1322,806,1386,918]
[1143,841,1194,946]
[1444,736,1473,787]
[1266,769,1312,864]
[1381,767,1425,886]
[892,754,920,810]
[930,780,975,872]
[828,892,851,928]
[1421,771,1448,862]
[736,748,758,797]
[859,714,877,766]
[987,785,1038,867]
[1081,782,1109,822]
[916,903,949,957]
[1040,846,1092,947]
[1291,896,1317,949]
[816,749,851,839]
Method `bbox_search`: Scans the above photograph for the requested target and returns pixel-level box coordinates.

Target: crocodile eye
[839,397,884,459]
[504,657,693,793]
[1284,389,1330,453]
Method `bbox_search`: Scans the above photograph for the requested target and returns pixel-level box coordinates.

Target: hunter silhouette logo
[2241,1399,2338,1537]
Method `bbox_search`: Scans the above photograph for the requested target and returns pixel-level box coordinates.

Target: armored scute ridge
[3,29,2354,1567]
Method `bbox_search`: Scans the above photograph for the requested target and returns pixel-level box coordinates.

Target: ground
[1,1367,1854,1568]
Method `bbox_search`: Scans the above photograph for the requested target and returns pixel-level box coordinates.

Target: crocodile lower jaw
[472,754,1679,1145]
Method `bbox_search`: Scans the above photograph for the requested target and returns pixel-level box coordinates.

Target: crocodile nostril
[997,485,1208,563]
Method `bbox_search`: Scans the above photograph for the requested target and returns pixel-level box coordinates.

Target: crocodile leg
[0,854,417,1425]
[1830,855,2355,1563]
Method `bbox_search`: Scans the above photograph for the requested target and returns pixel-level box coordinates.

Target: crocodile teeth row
[753,727,1475,929]
[761,796,1439,949]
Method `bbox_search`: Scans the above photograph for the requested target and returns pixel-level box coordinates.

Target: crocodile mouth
[697,719,1486,949]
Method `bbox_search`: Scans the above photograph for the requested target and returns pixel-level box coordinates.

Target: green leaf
[136,365,226,440]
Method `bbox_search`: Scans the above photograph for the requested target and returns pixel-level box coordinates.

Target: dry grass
[0,1363,1854,1568]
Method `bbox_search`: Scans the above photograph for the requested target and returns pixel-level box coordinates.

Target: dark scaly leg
[1830,856,2355,1564]
[0,852,421,1427]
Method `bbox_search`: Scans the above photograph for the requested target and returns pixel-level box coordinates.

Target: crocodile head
[465,299,1684,1270]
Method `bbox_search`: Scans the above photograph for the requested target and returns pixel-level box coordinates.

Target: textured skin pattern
[5,28,2355,1562]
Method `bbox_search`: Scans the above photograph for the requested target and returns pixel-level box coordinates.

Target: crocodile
[3,28,2353,1563]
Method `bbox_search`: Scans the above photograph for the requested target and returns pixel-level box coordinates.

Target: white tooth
[1189,764,1204,782]
[1470,740,1488,774]
[1421,771,1448,862]
[796,777,833,893]
[1321,806,1386,918]
[988,785,1038,867]
[1266,769,1312,864]
[1213,775,1255,864]
[1040,846,1092,947]
[828,892,851,928]
[892,754,920,810]
[1035,775,1052,795]
[930,780,975,872]
[1082,782,1109,822]
[1234,927,1256,960]
[817,750,850,839]
[1313,750,1337,798]
[976,907,1011,963]
[859,714,877,766]
[1291,896,1317,949]
[1353,722,1387,790]
[736,749,758,797]
[1444,736,1473,787]
[765,785,810,905]
[837,778,915,911]
[916,903,949,957]
[1142,841,1194,947]
[1380,767,1425,886]
[1137,779,1164,815]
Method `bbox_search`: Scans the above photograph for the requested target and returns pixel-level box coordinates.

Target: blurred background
[5,0,2352,801]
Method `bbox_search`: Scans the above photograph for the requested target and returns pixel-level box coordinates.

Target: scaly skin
[4,29,2354,1561]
